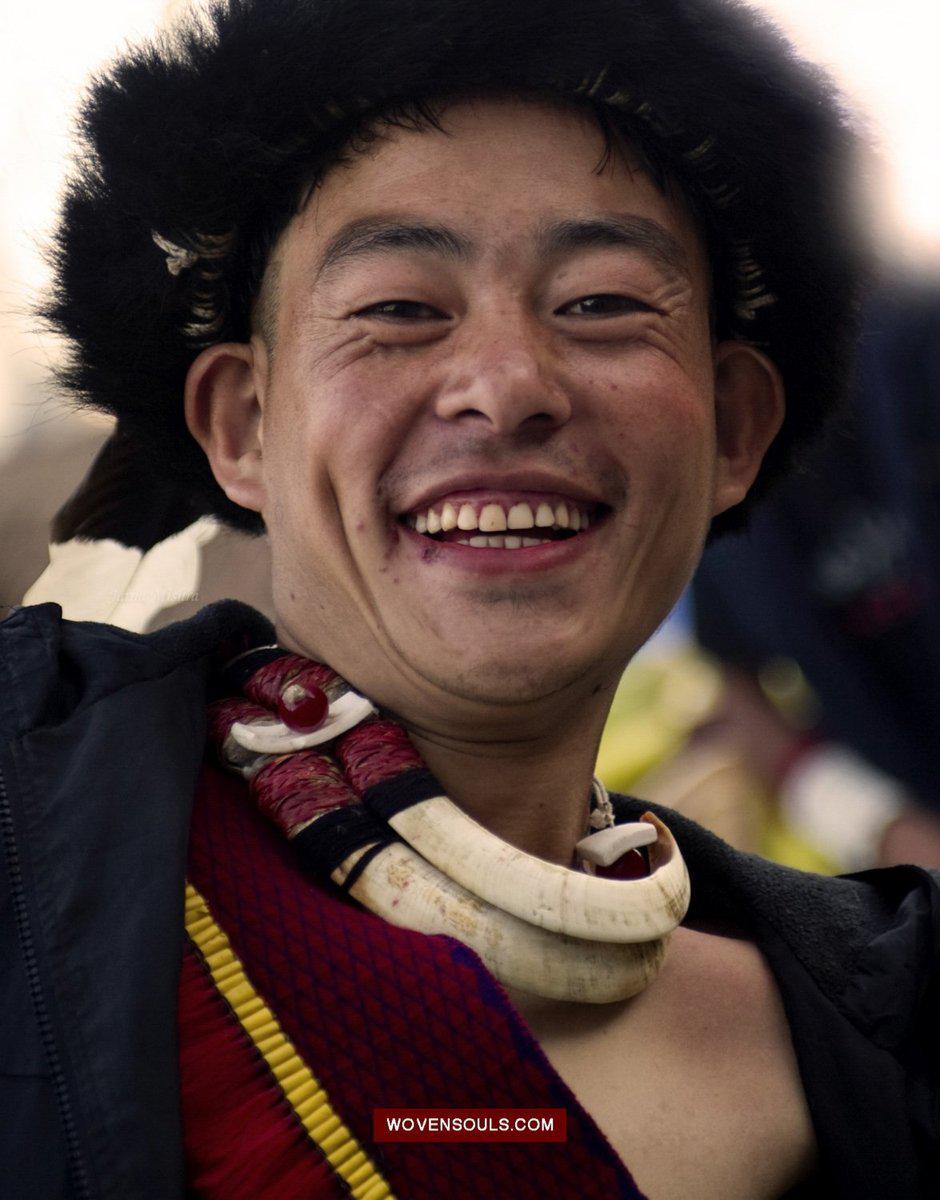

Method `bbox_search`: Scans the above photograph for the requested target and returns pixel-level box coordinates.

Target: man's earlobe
[711,341,785,517]
[184,338,269,515]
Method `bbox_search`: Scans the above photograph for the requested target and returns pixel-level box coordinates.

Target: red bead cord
[245,656,339,710]
[335,718,425,793]
[251,752,357,837]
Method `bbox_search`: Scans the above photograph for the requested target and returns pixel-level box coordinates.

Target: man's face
[235,98,751,716]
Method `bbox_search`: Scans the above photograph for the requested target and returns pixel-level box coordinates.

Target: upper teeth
[411,500,589,535]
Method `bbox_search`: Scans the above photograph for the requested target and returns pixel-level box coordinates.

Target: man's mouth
[400,493,608,549]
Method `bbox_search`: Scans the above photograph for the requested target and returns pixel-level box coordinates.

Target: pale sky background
[1,0,938,426]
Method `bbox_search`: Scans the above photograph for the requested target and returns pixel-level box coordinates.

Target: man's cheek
[618,402,712,484]
[306,371,409,452]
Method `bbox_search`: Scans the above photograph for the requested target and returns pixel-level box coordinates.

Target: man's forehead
[272,96,707,279]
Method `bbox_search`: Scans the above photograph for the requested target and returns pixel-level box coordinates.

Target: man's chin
[411,641,604,709]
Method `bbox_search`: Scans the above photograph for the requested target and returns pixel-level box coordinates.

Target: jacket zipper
[0,760,94,1199]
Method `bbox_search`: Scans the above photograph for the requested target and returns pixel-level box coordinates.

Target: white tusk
[575,821,657,867]
[381,803,690,943]
[334,840,669,1003]
[230,690,376,754]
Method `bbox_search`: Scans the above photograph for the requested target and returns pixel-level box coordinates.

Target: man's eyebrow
[536,216,691,282]
[315,218,473,282]
[313,213,691,284]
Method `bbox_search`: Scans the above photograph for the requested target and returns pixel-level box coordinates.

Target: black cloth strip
[292,805,394,878]
[338,841,388,895]
[362,768,443,821]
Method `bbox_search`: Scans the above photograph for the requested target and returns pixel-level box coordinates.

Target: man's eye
[353,300,446,321]
[560,294,654,317]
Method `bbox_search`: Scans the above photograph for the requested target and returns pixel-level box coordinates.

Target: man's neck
[402,707,607,865]
[275,619,619,865]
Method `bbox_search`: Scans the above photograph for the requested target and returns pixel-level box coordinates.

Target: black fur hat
[45,0,866,534]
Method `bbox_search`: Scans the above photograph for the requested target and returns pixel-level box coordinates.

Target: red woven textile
[186,759,646,1200]
[178,942,344,1200]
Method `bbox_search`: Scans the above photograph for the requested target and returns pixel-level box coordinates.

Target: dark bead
[596,847,650,880]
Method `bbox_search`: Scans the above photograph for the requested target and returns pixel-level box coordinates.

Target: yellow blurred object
[597,649,838,873]
[757,656,820,728]
[595,649,722,792]
[760,812,838,875]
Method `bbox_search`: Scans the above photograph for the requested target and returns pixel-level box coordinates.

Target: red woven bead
[277,682,329,732]
[336,719,425,792]
[206,698,270,747]
[251,751,354,836]
[246,655,338,710]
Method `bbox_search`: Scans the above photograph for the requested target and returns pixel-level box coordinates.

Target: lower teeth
[458,536,554,548]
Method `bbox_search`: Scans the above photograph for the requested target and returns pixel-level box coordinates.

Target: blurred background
[2,1,939,869]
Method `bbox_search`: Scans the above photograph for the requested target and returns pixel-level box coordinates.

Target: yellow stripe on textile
[184,882,395,1200]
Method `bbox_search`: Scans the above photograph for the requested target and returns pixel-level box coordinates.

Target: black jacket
[1,602,938,1199]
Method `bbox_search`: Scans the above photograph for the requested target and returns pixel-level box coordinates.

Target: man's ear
[184,337,269,515]
[711,341,785,517]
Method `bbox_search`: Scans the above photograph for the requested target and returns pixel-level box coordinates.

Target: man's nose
[433,317,572,435]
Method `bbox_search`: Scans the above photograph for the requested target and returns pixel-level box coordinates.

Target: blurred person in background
[693,282,940,870]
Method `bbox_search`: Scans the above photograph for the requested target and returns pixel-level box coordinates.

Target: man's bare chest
[505,929,817,1200]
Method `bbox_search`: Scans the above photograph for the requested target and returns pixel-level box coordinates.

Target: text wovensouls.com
[373,1107,567,1142]
[387,1116,553,1133]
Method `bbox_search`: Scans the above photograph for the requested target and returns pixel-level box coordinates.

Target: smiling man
[2,2,938,1199]
[188,95,778,870]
